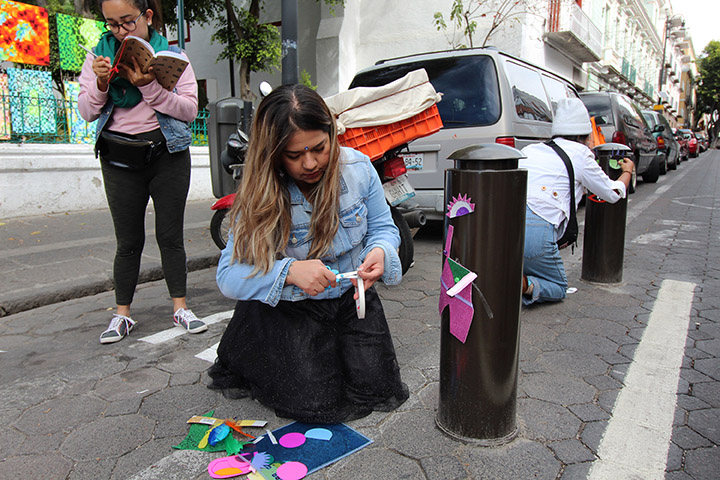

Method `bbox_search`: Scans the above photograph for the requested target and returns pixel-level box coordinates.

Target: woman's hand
[92,56,113,91]
[117,57,155,87]
[620,158,634,174]
[286,259,337,296]
[353,247,385,297]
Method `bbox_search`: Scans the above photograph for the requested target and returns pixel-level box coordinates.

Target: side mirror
[653,124,665,133]
[259,81,273,98]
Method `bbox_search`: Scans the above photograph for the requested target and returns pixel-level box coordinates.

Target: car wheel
[642,158,660,183]
[210,208,230,250]
[659,154,668,175]
[669,152,678,170]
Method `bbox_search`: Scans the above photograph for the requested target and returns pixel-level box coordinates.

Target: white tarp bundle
[324,69,442,134]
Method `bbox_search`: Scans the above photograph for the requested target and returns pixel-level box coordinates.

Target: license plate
[399,152,423,170]
[383,174,416,206]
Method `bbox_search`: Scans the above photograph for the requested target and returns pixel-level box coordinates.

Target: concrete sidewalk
[0,198,221,316]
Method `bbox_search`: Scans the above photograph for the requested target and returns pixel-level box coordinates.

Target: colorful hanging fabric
[0,0,50,66]
[7,68,55,134]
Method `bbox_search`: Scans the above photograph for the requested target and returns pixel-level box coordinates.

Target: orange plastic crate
[338,104,443,161]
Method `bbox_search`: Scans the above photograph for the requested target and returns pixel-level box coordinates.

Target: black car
[580,92,662,190]
[642,109,679,173]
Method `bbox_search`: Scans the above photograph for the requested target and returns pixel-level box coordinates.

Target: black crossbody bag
[95,130,163,170]
[545,140,578,250]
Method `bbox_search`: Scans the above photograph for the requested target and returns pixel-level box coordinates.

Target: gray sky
[671,0,719,55]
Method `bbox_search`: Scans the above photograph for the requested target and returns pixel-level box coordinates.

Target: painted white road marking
[138,310,233,344]
[195,342,219,363]
[588,279,696,480]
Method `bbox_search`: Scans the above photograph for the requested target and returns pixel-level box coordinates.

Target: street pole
[176,0,185,50]
[281,0,299,85]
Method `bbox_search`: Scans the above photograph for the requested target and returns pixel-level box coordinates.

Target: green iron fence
[0,94,209,146]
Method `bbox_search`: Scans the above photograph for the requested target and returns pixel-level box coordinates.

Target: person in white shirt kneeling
[519,98,633,305]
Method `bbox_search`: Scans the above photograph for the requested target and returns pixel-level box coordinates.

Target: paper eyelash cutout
[446,194,475,218]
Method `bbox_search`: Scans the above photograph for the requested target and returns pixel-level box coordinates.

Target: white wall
[0,144,213,219]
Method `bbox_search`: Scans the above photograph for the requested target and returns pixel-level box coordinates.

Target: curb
[0,254,220,317]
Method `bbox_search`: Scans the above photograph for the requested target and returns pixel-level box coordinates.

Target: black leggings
[101,130,191,305]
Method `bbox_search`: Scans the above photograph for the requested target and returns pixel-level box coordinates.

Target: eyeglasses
[104,12,145,33]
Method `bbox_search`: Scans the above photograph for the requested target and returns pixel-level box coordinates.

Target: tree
[433,0,538,49]
[163,0,343,102]
[696,41,720,141]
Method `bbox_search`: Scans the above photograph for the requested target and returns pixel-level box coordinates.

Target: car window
[580,95,613,125]
[542,74,577,114]
[350,56,501,128]
[642,112,658,128]
[615,95,641,129]
[503,60,552,122]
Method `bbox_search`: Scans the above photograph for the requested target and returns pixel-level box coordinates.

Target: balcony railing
[0,93,209,146]
[545,0,603,63]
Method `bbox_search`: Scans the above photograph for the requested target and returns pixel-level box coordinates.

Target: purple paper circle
[276,461,308,480]
[279,432,306,448]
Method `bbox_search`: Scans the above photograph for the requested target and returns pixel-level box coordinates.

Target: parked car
[348,47,580,221]
[696,132,708,152]
[678,129,698,158]
[673,128,689,162]
[579,92,661,190]
[642,109,679,173]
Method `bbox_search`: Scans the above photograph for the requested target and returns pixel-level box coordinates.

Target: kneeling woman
[209,85,408,423]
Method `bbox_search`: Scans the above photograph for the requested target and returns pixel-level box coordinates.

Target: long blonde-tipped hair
[228,84,342,274]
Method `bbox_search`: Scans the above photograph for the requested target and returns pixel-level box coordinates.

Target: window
[504,60,552,122]
[581,94,613,125]
[350,55,501,128]
[542,74,578,114]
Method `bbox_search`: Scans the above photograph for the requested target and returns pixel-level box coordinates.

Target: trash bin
[208,98,246,199]
[436,144,527,445]
[581,142,631,284]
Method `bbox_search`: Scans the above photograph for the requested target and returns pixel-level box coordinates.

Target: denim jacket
[93,45,192,153]
[216,147,402,306]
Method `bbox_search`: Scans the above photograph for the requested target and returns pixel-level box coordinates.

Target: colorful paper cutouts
[208,423,231,446]
[64,80,97,144]
[276,461,308,480]
[0,0,49,66]
[56,13,105,72]
[0,73,10,140]
[304,428,332,441]
[7,68,55,134]
[173,411,246,456]
[208,455,253,479]
[244,422,372,477]
[439,225,475,343]
[446,193,475,218]
[278,432,306,448]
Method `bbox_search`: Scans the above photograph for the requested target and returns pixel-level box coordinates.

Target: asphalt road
[1,149,719,479]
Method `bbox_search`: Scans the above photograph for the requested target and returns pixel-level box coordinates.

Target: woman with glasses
[78,0,206,344]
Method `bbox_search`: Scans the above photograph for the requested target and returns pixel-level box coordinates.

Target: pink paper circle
[278,432,306,448]
[276,461,308,480]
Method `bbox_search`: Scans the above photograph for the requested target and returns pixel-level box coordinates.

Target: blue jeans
[523,207,568,305]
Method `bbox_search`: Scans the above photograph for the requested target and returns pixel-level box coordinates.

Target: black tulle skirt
[207,287,408,423]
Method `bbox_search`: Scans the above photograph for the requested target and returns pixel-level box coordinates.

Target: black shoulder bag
[545,140,578,251]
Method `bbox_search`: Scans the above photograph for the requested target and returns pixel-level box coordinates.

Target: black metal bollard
[581,143,631,284]
[436,144,527,445]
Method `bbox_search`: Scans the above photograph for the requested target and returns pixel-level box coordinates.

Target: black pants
[100,129,191,305]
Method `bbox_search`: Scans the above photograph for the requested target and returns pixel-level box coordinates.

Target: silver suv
[350,47,579,221]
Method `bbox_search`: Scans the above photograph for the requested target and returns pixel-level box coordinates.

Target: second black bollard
[581,142,631,283]
[436,144,527,445]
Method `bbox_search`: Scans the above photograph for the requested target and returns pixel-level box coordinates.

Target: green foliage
[433,0,477,49]
[697,41,720,116]
[300,68,317,90]
[211,7,280,74]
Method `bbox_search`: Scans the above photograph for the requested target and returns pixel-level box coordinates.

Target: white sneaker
[100,314,136,344]
[173,308,207,334]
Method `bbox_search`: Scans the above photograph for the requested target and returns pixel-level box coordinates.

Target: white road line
[195,342,219,363]
[588,279,696,480]
[138,310,233,344]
